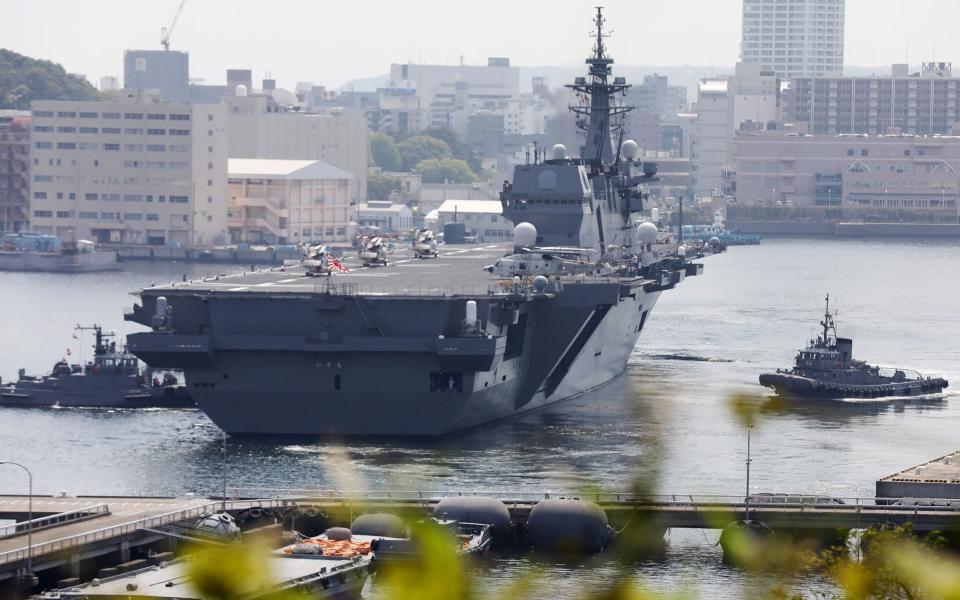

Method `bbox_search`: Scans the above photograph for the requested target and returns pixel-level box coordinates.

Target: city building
[99,76,120,92]
[419,182,498,214]
[357,201,413,233]
[784,62,960,135]
[731,130,960,218]
[431,198,511,241]
[692,79,731,197]
[227,158,354,244]
[692,63,781,196]
[0,112,30,233]
[466,113,505,157]
[29,94,228,245]
[225,93,369,202]
[740,0,845,80]
[381,59,520,137]
[123,50,190,103]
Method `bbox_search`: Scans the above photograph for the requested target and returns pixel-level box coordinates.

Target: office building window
[33,210,53,218]
[124,113,144,120]
[79,112,98,119]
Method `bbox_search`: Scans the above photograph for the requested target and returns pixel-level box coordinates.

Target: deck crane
[160,0,187,51]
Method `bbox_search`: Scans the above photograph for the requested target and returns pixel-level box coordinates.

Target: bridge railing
[0,498,294,566]
[223,488,960,511]
[0,504,110,540]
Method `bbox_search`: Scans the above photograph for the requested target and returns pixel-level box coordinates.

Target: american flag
[328,257,350,273]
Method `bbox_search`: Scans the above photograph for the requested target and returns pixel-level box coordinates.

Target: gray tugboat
[759,296,948,399]
[0,325,193,408]
[123,9,713,436]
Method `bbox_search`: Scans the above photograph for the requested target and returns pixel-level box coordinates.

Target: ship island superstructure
[123,9,711,436]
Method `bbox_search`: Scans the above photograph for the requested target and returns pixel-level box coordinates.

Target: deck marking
[228,286,250,292]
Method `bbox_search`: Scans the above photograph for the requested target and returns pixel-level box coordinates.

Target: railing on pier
[224,488,960,512]
[0,504,110,540]
[0,498,293,566]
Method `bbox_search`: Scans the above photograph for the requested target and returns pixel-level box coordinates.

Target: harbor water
[1,237,958,598]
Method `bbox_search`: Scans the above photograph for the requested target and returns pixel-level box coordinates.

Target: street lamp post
[1,461,32,579]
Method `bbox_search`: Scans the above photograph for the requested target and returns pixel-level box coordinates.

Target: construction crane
[160,0,187,51]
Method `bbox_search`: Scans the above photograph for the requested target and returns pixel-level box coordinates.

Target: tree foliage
[368,173,404,201]
[0,49,100,109]
[413,157,477,184]
[421,126,483,174]
[370,132,402,172]
[398,135,453,171]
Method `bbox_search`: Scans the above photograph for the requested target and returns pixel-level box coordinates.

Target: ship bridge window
[430,372,463,392]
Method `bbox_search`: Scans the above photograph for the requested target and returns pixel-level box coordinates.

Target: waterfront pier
[3,490,960,594]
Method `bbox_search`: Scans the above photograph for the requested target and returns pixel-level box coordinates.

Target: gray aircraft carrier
[124,9,712,437]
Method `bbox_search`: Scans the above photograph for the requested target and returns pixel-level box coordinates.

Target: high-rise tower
[740,0,844,80]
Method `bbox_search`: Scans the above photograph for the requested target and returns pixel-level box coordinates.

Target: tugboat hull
[759,372,949,399]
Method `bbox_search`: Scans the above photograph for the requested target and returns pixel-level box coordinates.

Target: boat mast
[565,6,631,166]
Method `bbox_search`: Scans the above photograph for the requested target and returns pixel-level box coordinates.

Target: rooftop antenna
[160,0,187,51]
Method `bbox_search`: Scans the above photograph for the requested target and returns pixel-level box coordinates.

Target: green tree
[413,157,477,184]
[0,49,100,109]
[370,132,402,172]
[368,173,404,200]
[398,135,453,171]
[422,126,483,174]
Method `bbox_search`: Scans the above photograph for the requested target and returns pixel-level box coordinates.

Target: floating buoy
[324,527,352,541]
[433,497,512,540]
[351,513,406,538]
[527,499,613,554]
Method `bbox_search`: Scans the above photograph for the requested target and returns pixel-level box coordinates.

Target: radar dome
[620,139,639,160]
[551,144,567,160]
[513,222,537,248]
[235,84,248,97]
[636,221,659,243]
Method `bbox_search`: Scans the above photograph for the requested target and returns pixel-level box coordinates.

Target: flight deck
[146,243,513,297]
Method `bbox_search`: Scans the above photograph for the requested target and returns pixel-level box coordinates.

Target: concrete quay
[727,220,960,238]
[877,450,960,501]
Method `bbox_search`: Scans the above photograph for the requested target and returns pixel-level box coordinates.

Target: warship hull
[126,244,696,436]
[178,289,659,436]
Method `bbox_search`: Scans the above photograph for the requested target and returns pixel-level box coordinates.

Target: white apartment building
[741,0,845,80]
[692,79,732,197]
[227,159,353,245]
[732,131,960,216]
[226,94,369,202]
[29,95,228,246]
[692,63,781,196]
[357,201,413,232]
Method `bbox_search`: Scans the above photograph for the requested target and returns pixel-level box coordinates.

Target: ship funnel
[513,222,537,248]
[836,337,853,368]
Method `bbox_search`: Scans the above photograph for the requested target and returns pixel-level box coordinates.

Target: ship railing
[0,498,296,566]
[221,488,960,511]
[0,503,110,540]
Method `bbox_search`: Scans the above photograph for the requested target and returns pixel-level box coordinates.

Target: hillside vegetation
[0,49,100,109]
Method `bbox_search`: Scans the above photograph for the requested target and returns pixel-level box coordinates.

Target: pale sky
[4,0,959,90]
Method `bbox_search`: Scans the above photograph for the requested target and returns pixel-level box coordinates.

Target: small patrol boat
[0,325,193,409]
[759,296,949,399]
